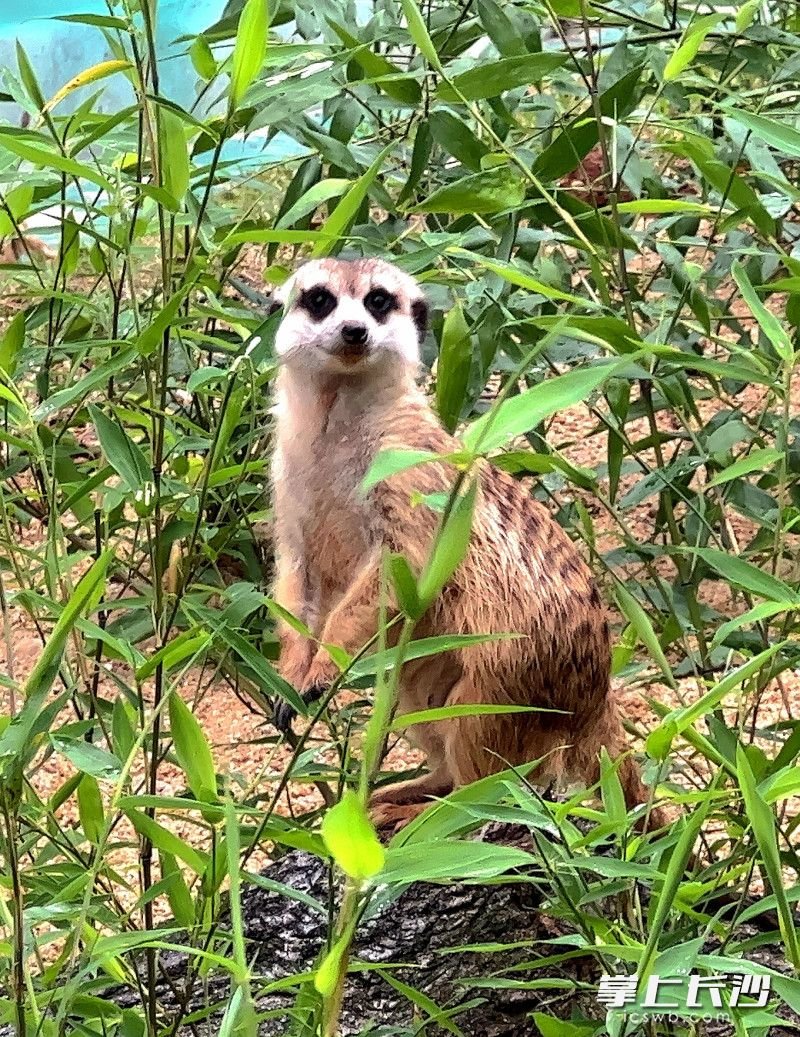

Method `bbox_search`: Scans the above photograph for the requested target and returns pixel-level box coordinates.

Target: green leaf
[0,183,33,239]
[125,808,208,875]
[615,199,712,214]
[614,581,677,690]
[51,736,122,781]
[464,361,623,453]
[418,478,477,608]
[711,601,791,649]
[0,131,112,191]
[599,747,627,826]
[476,0,526,56]
[362,448,444,493]
[33,346,138,421]
[329,22,421,104]
[531,65,643,181]
[683,546,799,604]
[160,851,195,929]
[315,930,350,997]
[77,775,104,844]
[390,703,549,732]
[411,167,525,215]
[89,404,149,493]
[276,178,351,229]
[0,312,25,377]
[737,745,800,968]
[349,633,509,681]
[53,13,128,28]
[736,0,760,30]
[437,53,566,101]
[215,625,306,715]
[663,14,724,81]
[382,840,533,883]
[0,551,112,768]
[664,137,775,237]
[160,108,191,208]
[399,0,442,71]
[731,260,792,362]
[646,642,786,759]
[706,447,783,487]
[321,789,385,880]
[454,252,586,304]
[190,36,217,81]
[230,0,269,107]
[436,301,472,433]
[428,110,488,171]
[112,697,136,765]
[136,629,211,680]
[387,554,422,620]
[135,284,192,356]
[637,802,709,986]
[760,766,800,805]
[311,143,393,257]
[727,109,800,160]
[16,40,45,109]
[168,692,219,805]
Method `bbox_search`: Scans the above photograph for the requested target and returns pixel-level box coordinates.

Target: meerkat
[269,257,660,830]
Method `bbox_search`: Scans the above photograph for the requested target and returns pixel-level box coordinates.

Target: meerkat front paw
[277,633,313,689]
[272,682,328,734]
[302,649,340,692]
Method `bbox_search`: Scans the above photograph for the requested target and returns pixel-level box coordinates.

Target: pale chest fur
[273,372,383,597]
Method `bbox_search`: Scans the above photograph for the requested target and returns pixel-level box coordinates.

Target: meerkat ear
[411,297,428,343]
[269,276,294,315]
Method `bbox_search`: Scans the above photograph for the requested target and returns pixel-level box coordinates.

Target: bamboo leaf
[321,789,385,880]
[437,53,566,101]
[464,361,623,453]
[706,447,783,487]
[44,60,132,114]
[436,301,472,433]
[614,581,677,690]
[89,404,150,492]
[230,0,270,107]
[160,109,191,208]
[399,0,442,71]
[168,692,219,806]
[418,478,477,608]
[663,14,724,81]
[736,746,800,968]
[311,143,393,257]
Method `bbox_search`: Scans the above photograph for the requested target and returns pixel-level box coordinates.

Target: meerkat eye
[299,286,337,321]
[364,288,397,321]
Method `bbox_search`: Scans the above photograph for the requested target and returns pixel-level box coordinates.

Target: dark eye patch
[298,285,337,321]
[364,287,398,323]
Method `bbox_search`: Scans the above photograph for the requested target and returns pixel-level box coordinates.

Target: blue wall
[0,1,228,119]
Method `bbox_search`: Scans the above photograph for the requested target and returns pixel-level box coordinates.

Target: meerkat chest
[279,417,379,576]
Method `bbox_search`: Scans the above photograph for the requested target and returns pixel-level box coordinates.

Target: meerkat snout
[273,257,428,374]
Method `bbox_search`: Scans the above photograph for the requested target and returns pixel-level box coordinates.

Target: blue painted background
[0,1,303,177]
[0,1,227,118]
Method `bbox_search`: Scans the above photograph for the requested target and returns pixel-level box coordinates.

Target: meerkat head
[272,257,428,376]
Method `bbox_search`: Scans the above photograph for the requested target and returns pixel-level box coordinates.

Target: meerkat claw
[273,684,328,735]
[272,698,297,734]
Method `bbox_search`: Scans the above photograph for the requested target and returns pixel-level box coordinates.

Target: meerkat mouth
[331,342,369,364]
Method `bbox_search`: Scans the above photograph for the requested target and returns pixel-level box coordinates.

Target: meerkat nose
[341,324,368,346]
